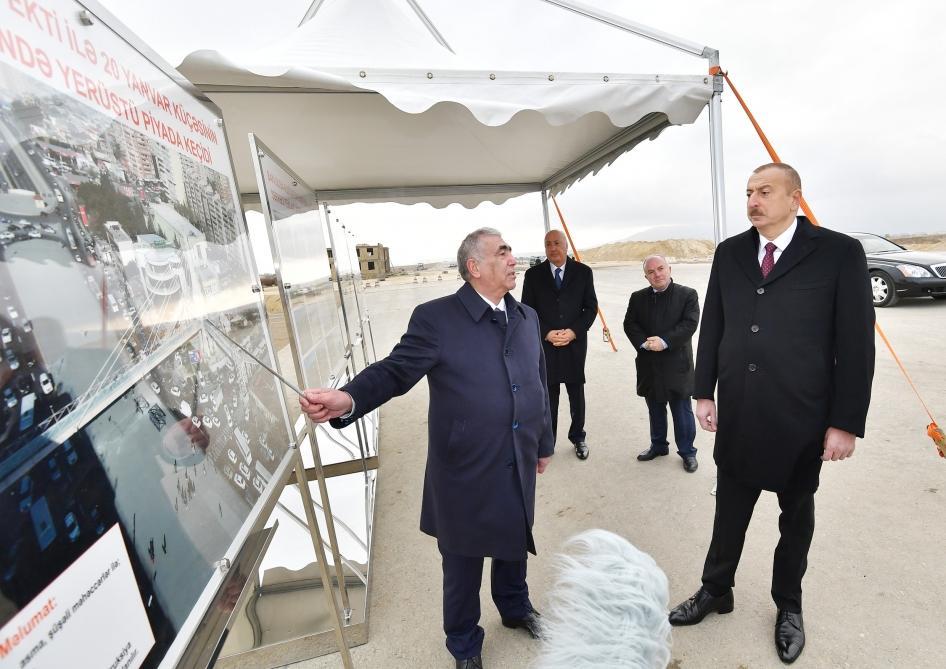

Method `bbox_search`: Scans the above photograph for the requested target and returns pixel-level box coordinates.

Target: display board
[0,2,295,667]
[250,135,376,462]
[251,142,346,389]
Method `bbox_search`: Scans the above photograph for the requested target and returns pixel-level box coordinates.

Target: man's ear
[466,258,480,279]
[791,188,802,211]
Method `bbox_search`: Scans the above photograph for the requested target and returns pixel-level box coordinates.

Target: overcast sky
[100,0,946,267]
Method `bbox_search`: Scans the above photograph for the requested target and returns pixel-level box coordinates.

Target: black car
[849,232,946,307]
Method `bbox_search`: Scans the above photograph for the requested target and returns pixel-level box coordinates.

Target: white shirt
[550,262,566,281]
[477,291,507,322]
[758,218,797,266]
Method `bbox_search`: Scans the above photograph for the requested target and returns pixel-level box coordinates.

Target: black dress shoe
[775,610,805,664]
[668,587,734,625]
[456,656,483,669]
[574,441,589,460]
[502,608,543,639]
[683,455,698,473]
[637,446,669,461]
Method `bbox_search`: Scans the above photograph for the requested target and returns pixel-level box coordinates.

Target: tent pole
[540,0,709,58]
[708,70,727,245]
[541,189,551,234]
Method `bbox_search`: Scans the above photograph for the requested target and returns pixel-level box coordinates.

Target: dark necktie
[491,307,506,330]
[554,267,563,290]
[760,242,777,278]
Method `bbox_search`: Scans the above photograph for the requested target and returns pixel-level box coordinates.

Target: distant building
[135,234,185,298]
[108,122,157,184]
[149,203,208,266]
[104,221,135,266]
[179,156,238,248]
[356,243,390,279]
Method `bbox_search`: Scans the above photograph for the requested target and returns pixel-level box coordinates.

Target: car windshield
[853,233,904,254]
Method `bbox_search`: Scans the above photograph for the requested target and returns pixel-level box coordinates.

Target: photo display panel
[253,143,346,389]
[0,2,295,666]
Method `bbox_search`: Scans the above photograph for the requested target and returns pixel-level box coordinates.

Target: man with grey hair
[301,227,554,668]
[623,255,700,472]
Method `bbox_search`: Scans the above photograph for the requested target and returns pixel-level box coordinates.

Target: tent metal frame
[290,0,728,242]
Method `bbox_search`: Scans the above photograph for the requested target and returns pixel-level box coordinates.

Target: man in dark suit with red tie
[299,228,554,669]
[668,163,875,664]
[521,229,598,460]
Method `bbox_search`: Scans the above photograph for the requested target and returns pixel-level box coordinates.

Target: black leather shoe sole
[775,610,805,664]
[668,589,734,626]
[456,655,483,669]
[501,613,543,639]
[637,449,669,461]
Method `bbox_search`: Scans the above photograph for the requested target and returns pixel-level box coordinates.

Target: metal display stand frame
[207,134,388,668]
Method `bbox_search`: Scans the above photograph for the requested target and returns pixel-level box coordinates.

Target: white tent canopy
[171,0,725,229]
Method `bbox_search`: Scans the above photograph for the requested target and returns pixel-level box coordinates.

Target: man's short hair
[753,162,802,192]
[642,254,668,270]
[457,227,501,281]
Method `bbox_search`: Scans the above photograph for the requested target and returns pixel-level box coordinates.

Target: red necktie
[761,242,776,278]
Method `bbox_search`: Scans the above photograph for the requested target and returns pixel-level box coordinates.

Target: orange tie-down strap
[710,65,944,459]
[549,195,618,352]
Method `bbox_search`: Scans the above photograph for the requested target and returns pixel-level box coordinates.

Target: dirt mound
[581,238,715,263]
[889,233,946,251]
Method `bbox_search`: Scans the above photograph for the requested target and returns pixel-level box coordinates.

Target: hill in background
[580,238,715,263]
[577,232,946,263]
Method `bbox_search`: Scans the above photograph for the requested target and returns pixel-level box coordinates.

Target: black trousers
[701,470,815,613]
[548,381,585,444]
[440,548,530,660]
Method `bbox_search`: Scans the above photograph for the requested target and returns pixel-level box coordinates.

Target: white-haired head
[534,529,671,669]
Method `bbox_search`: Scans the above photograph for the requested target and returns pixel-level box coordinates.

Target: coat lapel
[761,217,819,286]
[734,229,763,284]
[559,257,574,291]
[505,295,525,339]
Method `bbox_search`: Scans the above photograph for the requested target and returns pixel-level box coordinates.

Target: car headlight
[896,264,932,278]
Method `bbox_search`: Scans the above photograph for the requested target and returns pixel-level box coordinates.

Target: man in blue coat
[300,227,555,669]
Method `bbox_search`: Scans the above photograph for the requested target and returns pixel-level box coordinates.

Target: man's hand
[537,456,552,474]
[546,329,577,347]
[644,336,667,351]
[300,389,353,423]
[695,399,717,432]
[822,427,856,461]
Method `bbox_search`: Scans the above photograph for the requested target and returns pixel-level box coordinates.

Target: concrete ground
[289,262,946,669]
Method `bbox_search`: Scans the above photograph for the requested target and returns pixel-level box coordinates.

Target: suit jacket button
[511,384,519,392]
[504,348,511,356]
[757,287,765,295]
[512,421,519,429]
[748,363,758,372]
[750,324,760,333]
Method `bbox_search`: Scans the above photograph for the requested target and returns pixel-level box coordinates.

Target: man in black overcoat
[300,228,554,669]
[668,164,875,665]
[520,229,598,460]
[623,255,701,472]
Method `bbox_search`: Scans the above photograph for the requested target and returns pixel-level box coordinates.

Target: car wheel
[869,270,898,307]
